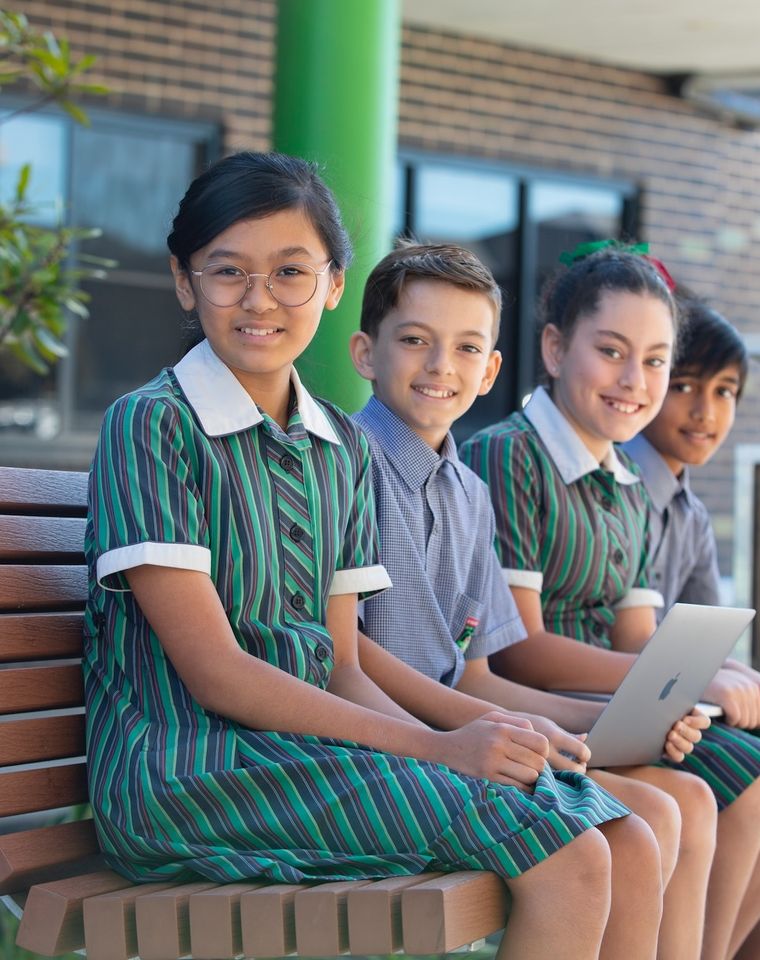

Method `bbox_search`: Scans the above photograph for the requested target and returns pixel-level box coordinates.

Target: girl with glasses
[84,154,657,960]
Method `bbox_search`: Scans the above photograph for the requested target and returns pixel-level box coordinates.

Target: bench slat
[15,869,131,956]
[401,871,509,953]
[240,882,311,957]
[188,882,265,959]
[0,759,88,817]
[0,611,84,661]
[347,872,444,954]
[0,515,86,560]
[0,664,84,715]
[84,882,181,960]
[295,879,373,956]
[0,565,87,611]
[0,713,85,764]
[0,466,88,513]
[0,819,100,894]
[135,881,219,960]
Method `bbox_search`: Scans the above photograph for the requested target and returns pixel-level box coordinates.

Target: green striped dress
[83,340,629,884]
[460,387,760,810]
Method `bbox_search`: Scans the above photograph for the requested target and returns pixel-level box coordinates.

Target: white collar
[173,339,340,443]
[523,386,639,486]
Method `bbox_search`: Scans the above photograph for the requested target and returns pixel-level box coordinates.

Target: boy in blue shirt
[624,295,760,726]
[348,242,720,958]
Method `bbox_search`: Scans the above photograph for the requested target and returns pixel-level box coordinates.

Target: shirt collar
[173,339,340,443]
[523,386,639,486]
[359,395,469,493]
[622,433,692,513]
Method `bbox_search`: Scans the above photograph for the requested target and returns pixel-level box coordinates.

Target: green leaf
[64,297,89,319]
[15,163,31,202]
[33,325,68,359]
[8,337,49,374]
[58,98,89,126]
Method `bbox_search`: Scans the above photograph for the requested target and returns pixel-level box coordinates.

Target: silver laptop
[584,602,756,768]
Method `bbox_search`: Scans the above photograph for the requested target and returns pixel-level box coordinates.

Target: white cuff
[502,567,543,592]
[614,587,665,611]
[97,542,212,591]
[329,564,392,596]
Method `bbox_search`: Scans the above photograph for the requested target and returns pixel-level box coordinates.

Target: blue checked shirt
[355,396,526,687]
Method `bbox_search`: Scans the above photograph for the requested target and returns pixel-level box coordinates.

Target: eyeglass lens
[199,263,320,307]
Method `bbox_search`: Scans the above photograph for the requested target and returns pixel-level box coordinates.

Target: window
[0,105,218,467]
[397,155,637,438]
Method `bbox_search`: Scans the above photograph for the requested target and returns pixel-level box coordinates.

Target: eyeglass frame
[189,260,334,308]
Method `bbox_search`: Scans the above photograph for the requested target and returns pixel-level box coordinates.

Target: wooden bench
[0,464,509,958]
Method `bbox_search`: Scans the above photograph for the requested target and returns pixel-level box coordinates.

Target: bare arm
[494,586,635,692]
[608,604,656,653]
[125,565,550,786]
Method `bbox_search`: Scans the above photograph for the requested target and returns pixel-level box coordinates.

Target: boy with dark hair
[624,295,749,618]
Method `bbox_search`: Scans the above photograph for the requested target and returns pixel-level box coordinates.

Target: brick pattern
[11,3,760,574]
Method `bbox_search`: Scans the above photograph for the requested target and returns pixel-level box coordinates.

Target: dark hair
[167,151,352,272]
[539,248,678,362]
[360,241,502,340]
[673,293,749,398]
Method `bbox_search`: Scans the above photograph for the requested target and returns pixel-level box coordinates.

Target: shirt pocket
[451,593,486,655]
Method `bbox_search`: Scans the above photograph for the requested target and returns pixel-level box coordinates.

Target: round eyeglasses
[190,261,333,308]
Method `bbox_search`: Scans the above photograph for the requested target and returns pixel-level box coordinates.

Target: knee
[610,813,663,892]
[514,826,611,913]
[674,774,718,855]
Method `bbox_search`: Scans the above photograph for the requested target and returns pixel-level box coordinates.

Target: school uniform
[461,386,760,810]
[84,340,629,885]
[623,433,721,620]
[355,395,526,687]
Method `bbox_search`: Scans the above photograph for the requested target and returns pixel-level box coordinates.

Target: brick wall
[12,2,760,574]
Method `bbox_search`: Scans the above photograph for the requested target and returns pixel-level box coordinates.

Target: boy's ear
[324,269,345,311]
[349,330,376,382]
[478,350,503,396]
[170,255,197,311]
[541,323,565,380]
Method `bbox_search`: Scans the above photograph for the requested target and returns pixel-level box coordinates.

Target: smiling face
[542,289,675,461]
[350,279,501,451]
[642,365,741,475]
[170,207,344,406]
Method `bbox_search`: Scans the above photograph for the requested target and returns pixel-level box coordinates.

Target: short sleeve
[89,393,211,591]
[329,428,391,598]
[460,428,543,589]
[466,502,526,658]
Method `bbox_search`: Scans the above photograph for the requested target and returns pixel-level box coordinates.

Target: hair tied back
[558,239,676,292]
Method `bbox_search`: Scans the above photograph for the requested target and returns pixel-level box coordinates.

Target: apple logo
[658,673,680,701]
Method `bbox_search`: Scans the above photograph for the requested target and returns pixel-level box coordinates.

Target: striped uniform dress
[83,340,629,885]
[460,387,760,810]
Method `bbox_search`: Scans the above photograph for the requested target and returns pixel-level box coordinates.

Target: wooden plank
[0,611,84,661]
[135,881,219,960]
[347,873,444,954]
[0,664,84,714]
[84,882,179,960]
[0,565,87,612]
[0,819,100,894]
[240,882,311,957]
[0,713,85,765]
[188,882,264,959]
[15,869,131,956]
[0,515,86,560]
[401,871,508,954]
[0,466,88,513]
[294,879,373,956]
[0,759,88,817]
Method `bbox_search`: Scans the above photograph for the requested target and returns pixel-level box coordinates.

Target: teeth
[240,327,279,337]
[607,399,639,414]
[415,386,455,399]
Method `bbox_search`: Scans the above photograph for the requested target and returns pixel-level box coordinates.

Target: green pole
[273,0,400,411]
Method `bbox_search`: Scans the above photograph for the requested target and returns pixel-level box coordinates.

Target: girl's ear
[170,255,197,311]
[324,269,346,311]
[477,350,503,396]
[349,331,376,382]
[541,323,565,380]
